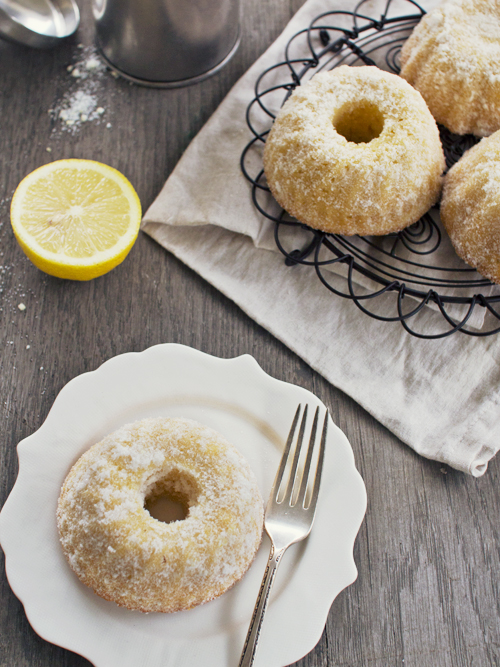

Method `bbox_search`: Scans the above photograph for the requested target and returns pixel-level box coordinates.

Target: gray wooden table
[1,1,499,666]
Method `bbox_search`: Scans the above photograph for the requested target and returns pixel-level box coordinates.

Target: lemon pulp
[11,159,142,280]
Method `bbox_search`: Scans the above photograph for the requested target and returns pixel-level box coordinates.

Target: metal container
[0,0,79,48]
[93,0,240,88]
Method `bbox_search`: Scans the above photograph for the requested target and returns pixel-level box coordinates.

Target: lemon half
[11,159,142,281]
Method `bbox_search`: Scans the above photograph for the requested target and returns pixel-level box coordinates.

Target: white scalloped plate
[0,343,366,667]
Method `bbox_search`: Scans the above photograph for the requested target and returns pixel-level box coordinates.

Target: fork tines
[273,404,328,510]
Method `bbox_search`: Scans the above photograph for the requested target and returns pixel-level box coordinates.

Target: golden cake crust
[57,417,264,613]
[263,65,445,236]
[441,131,500,284]
[400,0,500,137]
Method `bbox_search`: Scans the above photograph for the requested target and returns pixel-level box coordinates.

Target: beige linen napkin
[142,0,500,476]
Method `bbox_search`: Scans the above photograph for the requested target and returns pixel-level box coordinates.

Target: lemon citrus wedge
[11,159,142,281]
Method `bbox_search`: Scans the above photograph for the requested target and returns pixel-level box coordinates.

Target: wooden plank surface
[1,1,499,666]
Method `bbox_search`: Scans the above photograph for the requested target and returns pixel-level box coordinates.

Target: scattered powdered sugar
[51,46,110,133]
[68,54,103,80]
[58,90,101,127]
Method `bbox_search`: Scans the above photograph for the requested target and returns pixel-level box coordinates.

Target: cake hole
[145,495,188,523]
[333,101,384,144]
[144,471,198,524]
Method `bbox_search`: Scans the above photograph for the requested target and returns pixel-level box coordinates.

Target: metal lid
[0,0,80,48]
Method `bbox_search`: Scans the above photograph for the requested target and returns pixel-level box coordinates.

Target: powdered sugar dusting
[51,46,110,133]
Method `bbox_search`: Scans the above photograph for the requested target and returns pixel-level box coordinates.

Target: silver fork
[238,404,328,667]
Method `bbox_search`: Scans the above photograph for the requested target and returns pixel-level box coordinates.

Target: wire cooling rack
[240,0,500,339]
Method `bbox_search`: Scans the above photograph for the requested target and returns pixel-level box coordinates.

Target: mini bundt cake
[263,65,445,236]
[57,417,264,613]
[400,0,500,137]
[441,131,500,284]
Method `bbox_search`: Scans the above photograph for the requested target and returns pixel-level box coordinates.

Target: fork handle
[238,544,287,667]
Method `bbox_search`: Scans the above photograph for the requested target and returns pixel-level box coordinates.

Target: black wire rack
[240,0,500,339]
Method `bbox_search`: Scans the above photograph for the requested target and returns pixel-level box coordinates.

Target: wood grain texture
[1,1,499,666]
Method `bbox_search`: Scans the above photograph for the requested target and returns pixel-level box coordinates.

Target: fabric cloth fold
[142,0,500,475]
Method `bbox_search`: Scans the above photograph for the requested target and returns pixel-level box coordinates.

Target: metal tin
[0,0,79,49]
[93,0,240,88]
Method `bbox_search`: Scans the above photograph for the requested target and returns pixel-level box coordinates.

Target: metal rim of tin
[95,29,241,89]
